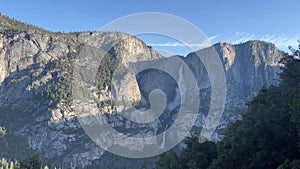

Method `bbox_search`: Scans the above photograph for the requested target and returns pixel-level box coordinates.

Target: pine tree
[156,151,180,169]
[278,159,300,169]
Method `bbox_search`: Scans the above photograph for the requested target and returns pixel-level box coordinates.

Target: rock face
[184,41,282,139]
[0,15,283,168]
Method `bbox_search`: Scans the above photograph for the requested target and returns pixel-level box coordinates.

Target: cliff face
[218,41,281,94]
[184,41,282,139]
[0,15,283,168]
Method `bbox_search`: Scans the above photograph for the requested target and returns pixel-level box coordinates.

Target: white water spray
[160,125,168,149]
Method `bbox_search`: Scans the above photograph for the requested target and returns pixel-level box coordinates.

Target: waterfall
[167,63,185,111]
[160,125,168,149]
[167,87,180,111]
[160,64,186,149]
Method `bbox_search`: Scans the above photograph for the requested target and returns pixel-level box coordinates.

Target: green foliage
[19,155,42,169]
[279,42,300,88]
[43,47,123,110]
[180,137,217,169]
[156,151,180,169]
[156,137,217,169]
[95,52,120,91]
[210,85,299,169]
[87,151,158,169]
[280,55,300,88]
[0,14,52,34]
[277,159,300,169]
[42,50,77,108]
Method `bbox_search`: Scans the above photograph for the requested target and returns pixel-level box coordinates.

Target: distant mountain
[0,14,283,168]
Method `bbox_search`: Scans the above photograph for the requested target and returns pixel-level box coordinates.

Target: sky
[0,0,299,56]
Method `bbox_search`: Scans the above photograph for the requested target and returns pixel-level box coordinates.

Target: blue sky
[0,0,299,55]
